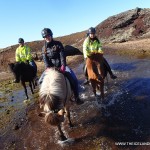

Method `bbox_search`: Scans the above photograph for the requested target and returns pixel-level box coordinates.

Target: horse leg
[100,81,104,100]
[65,107,73,127]
[21,81,29,99]
[57,124,67,141]
[32,80,35,89]
[29,81,34,94]
[91,81,97,96]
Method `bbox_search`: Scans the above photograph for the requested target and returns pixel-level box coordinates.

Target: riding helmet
[41,28,53,38]
[18,38,24,43]
[88,27,96,34]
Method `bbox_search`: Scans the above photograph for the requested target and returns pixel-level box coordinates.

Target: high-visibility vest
[83,37,103,58]
[15,45,32,62]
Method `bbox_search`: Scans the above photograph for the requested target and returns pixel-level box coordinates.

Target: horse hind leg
[65,107,73,127]
[90,81,97,96]
[32,80,36,89]
[29,81,34,94]
[57,124,67,141]
[100,81,104,100]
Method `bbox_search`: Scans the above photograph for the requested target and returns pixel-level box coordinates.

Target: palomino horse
[86,53,107,101]
[39,68,73,141]
[9,62,37,99]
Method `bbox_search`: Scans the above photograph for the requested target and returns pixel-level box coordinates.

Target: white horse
[39,67,73,141]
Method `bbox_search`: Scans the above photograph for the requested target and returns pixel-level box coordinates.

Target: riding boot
[64,72,84,105]
[103,58,117,79]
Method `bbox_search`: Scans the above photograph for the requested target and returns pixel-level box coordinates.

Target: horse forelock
[42,94,63,111]
[40,69,66,99]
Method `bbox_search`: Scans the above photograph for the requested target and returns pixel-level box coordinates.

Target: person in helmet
[39,28,84,105]
[14,38,37,83]
[83,27,117,85]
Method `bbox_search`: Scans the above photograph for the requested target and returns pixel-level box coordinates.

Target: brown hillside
[96,7,150,43]
[0,7,150,72]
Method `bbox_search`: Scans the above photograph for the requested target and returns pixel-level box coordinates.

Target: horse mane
[39,68,66,107]
[86,53,105,79]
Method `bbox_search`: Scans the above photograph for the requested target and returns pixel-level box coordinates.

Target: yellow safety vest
[83,37,103,58]
[15,45,32,62]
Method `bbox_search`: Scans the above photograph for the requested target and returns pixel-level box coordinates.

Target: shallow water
[0,55,150,150]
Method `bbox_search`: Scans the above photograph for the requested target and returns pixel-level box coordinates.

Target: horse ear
[39,96,46,105]
[38,112,46,117]
[58,109,65,115]
[8,63,15,71]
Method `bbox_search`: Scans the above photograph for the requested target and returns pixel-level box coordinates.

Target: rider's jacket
[42,39,66,68]
[16,45,32,62]
[83,36,103,59]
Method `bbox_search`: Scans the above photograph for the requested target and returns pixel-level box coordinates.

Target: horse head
[88,53,103,63]
[39,94,65,126]
[8,63,15,72]
[8,62,21,82]
[39,68,73,141]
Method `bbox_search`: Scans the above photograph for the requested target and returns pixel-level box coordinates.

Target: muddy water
[0,55,150,150]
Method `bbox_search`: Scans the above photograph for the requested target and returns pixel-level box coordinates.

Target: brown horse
[86,53,107,101]
[39,68,73,141]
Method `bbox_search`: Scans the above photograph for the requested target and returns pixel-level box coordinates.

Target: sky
[0,0,149,48]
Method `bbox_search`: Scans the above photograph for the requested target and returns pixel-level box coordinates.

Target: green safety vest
[83,37,103,58]
[15,45,32,62]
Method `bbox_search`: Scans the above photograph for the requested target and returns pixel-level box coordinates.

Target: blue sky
[0,0,149,48]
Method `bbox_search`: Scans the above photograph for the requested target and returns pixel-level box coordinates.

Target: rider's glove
[60,65,66,73]
[46,67,51,71]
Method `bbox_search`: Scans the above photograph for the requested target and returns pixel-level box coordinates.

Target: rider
[14,38,37,83]
[83,27,117,85]
[39,28,84,105]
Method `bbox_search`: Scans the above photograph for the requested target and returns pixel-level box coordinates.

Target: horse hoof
[69,123,74,128]
[60,135,67,141]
